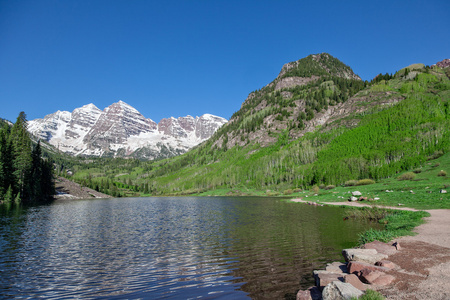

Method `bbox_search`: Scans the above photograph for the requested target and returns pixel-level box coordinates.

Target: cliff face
[28,101,227,160]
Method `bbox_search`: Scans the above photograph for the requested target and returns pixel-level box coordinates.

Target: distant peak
[81,103,100,110]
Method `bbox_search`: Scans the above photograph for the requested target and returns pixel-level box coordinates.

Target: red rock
[363,240,398,255]
[373,274,395,286]
[359,269,384,284]
[296,290,312,300]
[375,260,397,269]
[296,286,322,300]
[313,270,345,290]
[344,274,369,291]
[348,261,389,274]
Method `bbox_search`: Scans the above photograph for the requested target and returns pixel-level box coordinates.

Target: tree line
[0,112,54,205]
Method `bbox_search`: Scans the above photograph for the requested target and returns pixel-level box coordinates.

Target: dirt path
[290,198,450,299]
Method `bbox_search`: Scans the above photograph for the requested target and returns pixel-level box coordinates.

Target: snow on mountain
[28,101,227,160]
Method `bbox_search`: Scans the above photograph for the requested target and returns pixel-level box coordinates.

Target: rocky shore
[291,199,450,300]
[55,176,112,200]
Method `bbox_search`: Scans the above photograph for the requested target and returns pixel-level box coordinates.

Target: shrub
[397,172,416,181]
[319,184,326,189]
[412,168,422,174]
[438,170,447,177]
[357,179,375,186]
[433,162,441,168]
[324,185,336,190]
[311,185,319,193]
[355,289,385,300]
[345,180,358,187]
[283,189,293,195]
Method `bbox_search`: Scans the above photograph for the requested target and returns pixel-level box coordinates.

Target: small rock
[440,189,447,194]
[344,274,369,291]
[352,191,362,196]
[374,197,380,200]
[410,190,414,194]
[358,196,368,201]
[322,281,364,300]
[349,196,358,202]
[398,203,404,206]
[359,269,384,284]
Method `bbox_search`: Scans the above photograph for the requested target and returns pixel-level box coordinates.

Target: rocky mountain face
[28,101,227,160]
[212,53,367,149]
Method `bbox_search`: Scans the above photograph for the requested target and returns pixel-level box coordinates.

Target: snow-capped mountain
[28,101,227,160]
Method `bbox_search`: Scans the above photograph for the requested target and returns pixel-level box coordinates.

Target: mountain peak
[277,53,361,81]
[28,101,227,160]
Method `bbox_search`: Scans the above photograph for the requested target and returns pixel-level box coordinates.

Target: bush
[311,185,319,193]
[324,185,336,190]
[438,170,447,177]
[412,168,422,174]
[319,184,326,189]
[357,179,376,186]
[345,180,358,187]
[283,189,293,195]
[397,172,416,181]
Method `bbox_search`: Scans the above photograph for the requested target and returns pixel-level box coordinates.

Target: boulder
[375,260,398,270]
[342,248,388,264]
[348,261,390,274]
[358,196,368,201]
[344,274,369,291]
[373,274,395,286]
[349,196,358,202]
[363,240,398,255]
[313,270,345,290]
[322,281,364,300]
[359,269,384,284]
[352,191,362,196]
[296,286,322,300]
[325,261,348,273]
[440,189,447,194]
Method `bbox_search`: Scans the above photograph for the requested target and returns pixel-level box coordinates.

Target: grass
[302,151,450,210]
[352,289,385,300]
[354,209,430,244]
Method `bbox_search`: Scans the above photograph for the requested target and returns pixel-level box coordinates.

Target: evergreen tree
[10,112,32,199]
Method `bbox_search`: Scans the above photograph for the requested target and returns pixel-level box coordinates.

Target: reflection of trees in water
[224,202,375,299]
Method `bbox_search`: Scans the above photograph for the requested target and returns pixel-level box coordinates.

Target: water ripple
[0,197,378,299]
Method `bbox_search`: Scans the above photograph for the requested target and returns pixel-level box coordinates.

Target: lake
[0,197,377,299]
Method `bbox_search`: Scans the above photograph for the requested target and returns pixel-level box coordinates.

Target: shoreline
[290,198,450,299]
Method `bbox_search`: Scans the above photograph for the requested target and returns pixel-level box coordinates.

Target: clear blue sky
[1,0,449,123]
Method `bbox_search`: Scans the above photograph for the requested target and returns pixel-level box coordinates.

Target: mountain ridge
[28,101,227,160]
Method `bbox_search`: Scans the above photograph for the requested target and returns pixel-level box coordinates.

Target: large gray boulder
[342,248,388,264]
[322,281,364,300]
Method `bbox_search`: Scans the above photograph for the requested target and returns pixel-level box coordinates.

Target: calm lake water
[0,197,377,299]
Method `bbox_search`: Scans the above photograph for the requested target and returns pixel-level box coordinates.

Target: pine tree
[11,112,32,199]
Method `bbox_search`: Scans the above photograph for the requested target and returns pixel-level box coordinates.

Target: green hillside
[60,55,450,199]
